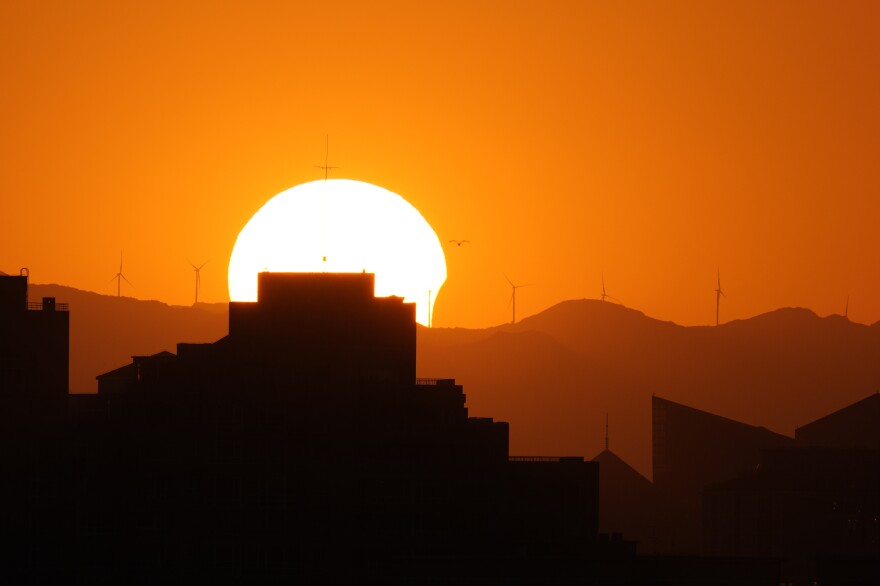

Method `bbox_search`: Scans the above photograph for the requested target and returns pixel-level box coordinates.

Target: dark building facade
[0,269,69,402]
[0,271,71,582]
[795,393,880,450]
[704,395,880,584]
[38,272,599,581]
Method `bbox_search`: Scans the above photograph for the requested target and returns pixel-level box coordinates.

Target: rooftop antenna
[315,134,338,182]
[714,269,724,326]
[504,274,533,325]
[605,413,609,450]
[188,260,208,305]
[110,252,132,298]
[315,135,337,271]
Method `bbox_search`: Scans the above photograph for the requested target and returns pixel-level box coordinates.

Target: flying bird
[449,240,470,247]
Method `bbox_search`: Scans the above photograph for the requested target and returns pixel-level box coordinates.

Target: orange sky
[2,1,879,328]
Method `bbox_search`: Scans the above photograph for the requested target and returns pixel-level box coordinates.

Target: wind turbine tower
[715,269,724,326]
[189,260,208,305]
[504,274,532,325]
[600,273,619,303]
[111,253,132,298]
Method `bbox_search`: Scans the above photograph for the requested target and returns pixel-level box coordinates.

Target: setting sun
[227,179,446,326]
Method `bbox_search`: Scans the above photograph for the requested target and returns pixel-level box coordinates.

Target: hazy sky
[2,1,878,328]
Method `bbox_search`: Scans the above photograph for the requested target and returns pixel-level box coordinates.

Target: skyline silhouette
[3,2,879,582]
[22,277,880,479]
[3,269,876,583]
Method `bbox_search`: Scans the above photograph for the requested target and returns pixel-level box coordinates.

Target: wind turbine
[714,269,724,326]
[600,273,618,303]
[110,252,132,298]
[845,296,849,320]
[504,274,532,325]
[189,260,208,305]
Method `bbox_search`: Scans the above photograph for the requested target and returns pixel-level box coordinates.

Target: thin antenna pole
[316,135,339,182]
[605,413,609,450]
[512,286,516,325]
[315,135,339,270]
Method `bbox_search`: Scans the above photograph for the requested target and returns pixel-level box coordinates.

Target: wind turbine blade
[121,274,133,286]
[503,273,514,287]
[199,261,209,270]
[108,275,118,284]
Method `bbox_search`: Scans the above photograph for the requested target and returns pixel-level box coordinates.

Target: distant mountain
[31,285,880,477]
[29,284,227,394]
[418,299,880,476]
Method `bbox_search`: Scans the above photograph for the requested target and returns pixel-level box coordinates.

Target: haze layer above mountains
[32,284,880,477]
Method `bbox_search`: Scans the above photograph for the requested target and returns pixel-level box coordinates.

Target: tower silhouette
[714,269,724,326]
[504,274,532,325]
[189,260,208,305]
[110,253,131,298]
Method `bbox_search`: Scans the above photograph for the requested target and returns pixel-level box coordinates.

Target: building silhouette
[795,392,880,450]
[59,272,601,580]
[591,448,660,554]
[5,268,876,583]
[0,269,68,403]
[704,394,880,584]
[0,271,70,582]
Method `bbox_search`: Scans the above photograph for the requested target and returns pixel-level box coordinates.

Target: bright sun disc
[228,179,446,326]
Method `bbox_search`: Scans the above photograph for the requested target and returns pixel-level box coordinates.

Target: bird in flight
[449,240,470,247]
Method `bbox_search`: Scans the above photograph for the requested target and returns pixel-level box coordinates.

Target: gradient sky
[2,1,878,328]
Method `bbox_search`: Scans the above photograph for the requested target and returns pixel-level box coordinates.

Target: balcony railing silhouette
[508,456,585,463]
[27,301,69,312]
[415,378,456,386]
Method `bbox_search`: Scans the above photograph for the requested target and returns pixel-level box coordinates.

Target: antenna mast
[316,134,339,182]
[605,413,609,450]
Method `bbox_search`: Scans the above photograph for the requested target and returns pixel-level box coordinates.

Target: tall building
[795,392,880,449]
[704,394,880,580]
[651,396,796,553]
[67,272,599,580]
[0,269,69,403]
[0,270,70,581]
